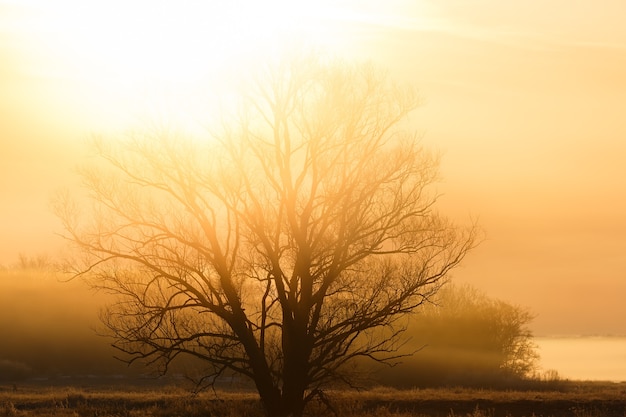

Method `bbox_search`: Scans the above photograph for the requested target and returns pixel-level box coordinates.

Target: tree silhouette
[56,55,477,417]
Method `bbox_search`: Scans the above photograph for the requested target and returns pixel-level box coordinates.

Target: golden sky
[1,0,625,336]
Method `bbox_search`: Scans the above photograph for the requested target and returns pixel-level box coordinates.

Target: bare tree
[56,55,477,417]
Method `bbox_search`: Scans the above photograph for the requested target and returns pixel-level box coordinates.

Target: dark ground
[1,381,625,416]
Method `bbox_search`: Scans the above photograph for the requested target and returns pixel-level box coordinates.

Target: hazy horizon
[2,0,625,339]
[2,267,625,382]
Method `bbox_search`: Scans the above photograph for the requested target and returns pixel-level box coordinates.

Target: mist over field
[6,265,623,387]
[0,266,529,386]
[0,267,124,380]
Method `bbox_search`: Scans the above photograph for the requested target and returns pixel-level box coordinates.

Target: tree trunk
[257,383,305,417]
[276,315,310,417]
[259,395,288,417]
[256,384,305,417]
[281,369,307,417]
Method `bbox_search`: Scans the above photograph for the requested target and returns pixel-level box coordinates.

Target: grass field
[1,381,626,417]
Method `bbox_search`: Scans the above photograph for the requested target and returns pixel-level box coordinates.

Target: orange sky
[1,0,625,336]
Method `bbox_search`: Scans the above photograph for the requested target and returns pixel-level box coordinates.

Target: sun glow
[7,0,358,136]
[16,0,350,80]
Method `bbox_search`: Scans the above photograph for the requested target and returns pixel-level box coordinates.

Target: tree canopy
[56,55,477,417]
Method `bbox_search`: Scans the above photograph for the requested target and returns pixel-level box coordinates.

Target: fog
[0,268,125,380]
[4,266,623,385]
[1,0,626,376]
[0,268,535,385]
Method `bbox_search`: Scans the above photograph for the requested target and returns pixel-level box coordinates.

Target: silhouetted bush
[373,284,539,388]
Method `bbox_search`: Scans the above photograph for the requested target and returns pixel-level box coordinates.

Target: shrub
[373,284,539,388]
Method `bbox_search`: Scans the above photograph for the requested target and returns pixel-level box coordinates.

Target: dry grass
[1,382,625,417]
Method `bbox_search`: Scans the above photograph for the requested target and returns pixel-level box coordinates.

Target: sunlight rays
[10,0,351,83]
[5,0,374,138]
